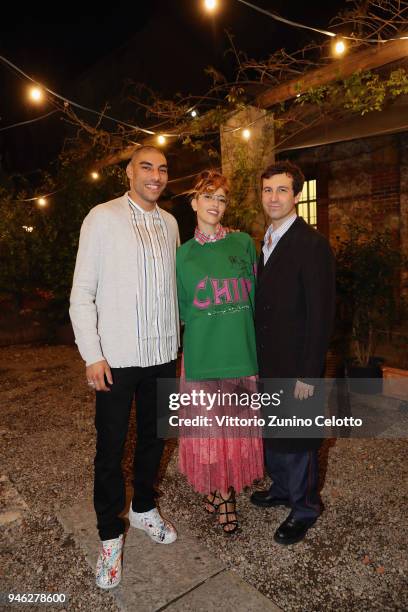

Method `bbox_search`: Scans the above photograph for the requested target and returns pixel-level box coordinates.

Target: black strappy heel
[218,489,238,534]
[204,491,220,514]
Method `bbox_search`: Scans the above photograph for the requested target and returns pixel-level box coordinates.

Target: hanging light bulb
[333,39,346,56]
[37,197,47,207]
[242,129,251,141]
[90,171,100,180]
[28,86,44,103]
[204,0,217,11]
[157,135,166,145]
[191,110,198,118]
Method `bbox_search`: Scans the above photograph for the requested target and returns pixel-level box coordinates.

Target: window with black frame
[298,179,317,228]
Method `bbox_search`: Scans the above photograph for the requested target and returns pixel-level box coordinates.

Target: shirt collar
[264,213,297,243]
[127,193,158,215]
[194,224,227,245]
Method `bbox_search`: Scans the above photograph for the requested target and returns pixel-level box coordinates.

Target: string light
[234,0,408,44]
[22,225,34,232]
[90,171,100,180]
[28,86,44,103]
[204,0,217,11]
[0,55,156,136]
[37,197,47,207]
[242,128,251,140]
[0,110,59,133]
[0,20,397,150]
[333,39,346,56]
[0,0,404,156]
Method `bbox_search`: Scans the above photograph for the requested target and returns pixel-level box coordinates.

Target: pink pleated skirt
[178,358,264,494]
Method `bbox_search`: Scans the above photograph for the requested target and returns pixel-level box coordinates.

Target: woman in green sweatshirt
[176,170,264,533]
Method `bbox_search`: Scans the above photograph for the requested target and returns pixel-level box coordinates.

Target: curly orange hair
[191,169,229,197]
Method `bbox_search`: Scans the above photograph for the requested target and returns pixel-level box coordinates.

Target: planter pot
[346,363,383,394]
[382,366,408,402]
[368,356,385,368]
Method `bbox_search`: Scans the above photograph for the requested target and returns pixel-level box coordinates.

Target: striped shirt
[262,214,297,264]
[127,195,178,366]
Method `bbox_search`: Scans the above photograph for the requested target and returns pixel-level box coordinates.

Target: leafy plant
[0,149,127,322]
[334,224,404,367]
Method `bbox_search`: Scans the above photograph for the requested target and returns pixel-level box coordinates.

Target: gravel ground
[0,345,407,612]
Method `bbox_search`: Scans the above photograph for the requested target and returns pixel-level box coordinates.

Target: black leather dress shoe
[250,490,290,508]
[273,515,316,545]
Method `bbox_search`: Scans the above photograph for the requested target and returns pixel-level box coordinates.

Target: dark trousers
[265,447,321,521]
[94,360,176,541]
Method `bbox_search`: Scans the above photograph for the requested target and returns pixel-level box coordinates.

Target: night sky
[0,0,347,174]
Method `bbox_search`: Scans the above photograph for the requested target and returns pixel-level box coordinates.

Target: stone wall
[280,133,408,364]
[400,133,408,295]
[281,133,407,286]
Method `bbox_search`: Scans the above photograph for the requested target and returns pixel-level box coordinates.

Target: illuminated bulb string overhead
[0,54,157,136]
[1,1,405,147]
[211,0,408,44]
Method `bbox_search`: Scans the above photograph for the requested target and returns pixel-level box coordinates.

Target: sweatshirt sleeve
[69,210,105,366]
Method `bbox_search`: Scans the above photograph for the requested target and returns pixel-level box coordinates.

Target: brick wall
[280,133,408,363]
[400,134,408,296]
[280,133,405,247]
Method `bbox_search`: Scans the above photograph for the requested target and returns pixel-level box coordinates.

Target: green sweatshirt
[176,232,258,380]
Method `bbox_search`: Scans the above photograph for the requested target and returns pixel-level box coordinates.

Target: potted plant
[334,224,403,394]
[381,330,408,402]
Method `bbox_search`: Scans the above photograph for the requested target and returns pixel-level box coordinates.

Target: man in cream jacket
[70,146,179,589]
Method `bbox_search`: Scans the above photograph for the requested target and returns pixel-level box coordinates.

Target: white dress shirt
[262,214,297,264]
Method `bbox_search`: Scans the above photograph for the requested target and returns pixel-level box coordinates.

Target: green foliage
[0,189,43,300]
[342,72,386,114]
[334,225,404,366]
[221,118,274,233]
[387,68,408,96]
[0,150,126,320]
[297,68,408,116]
[224,145,262,233]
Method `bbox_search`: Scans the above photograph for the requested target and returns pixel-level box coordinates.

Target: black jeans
[94,360,176,541]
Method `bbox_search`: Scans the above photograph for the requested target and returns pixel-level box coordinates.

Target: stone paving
[1,344,407,611]
[57,498,279,611]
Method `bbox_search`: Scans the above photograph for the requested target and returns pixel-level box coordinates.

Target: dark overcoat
[255,216,336,451]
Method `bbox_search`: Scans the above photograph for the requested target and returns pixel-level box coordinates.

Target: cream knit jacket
[69,194,180,367]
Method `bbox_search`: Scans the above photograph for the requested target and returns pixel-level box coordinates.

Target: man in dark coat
[251,160,335,545]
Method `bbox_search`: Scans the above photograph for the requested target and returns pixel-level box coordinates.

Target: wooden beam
[257,39,408,109]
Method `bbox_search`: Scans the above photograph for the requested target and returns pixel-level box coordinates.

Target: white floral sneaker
[129,506,177,544]
[95,534,123,589]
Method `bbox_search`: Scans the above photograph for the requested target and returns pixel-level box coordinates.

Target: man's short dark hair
[130,145,166,162]
[261,161,305,196]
